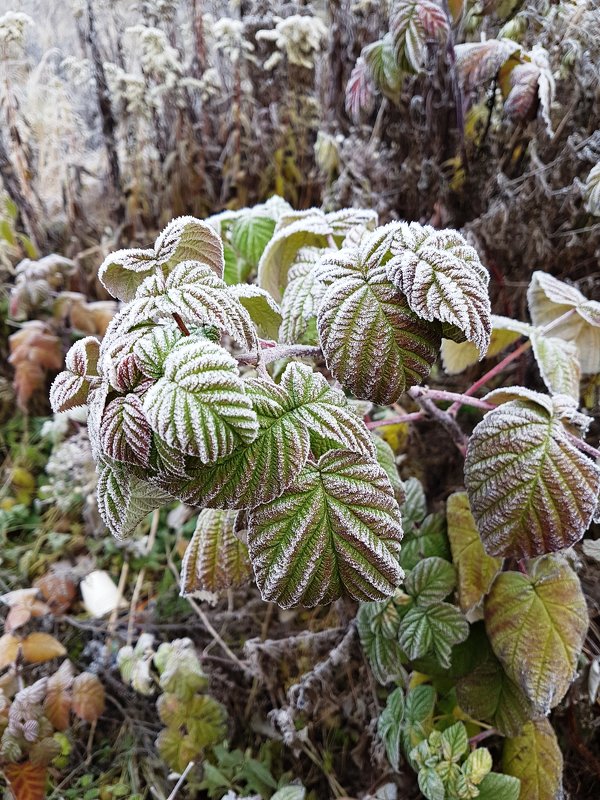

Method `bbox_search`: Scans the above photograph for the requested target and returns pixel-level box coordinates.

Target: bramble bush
[50,202,600,799]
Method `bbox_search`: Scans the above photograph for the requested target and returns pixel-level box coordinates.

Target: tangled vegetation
[0,1,599,799]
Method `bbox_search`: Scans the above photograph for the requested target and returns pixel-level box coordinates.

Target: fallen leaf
[34,569,76,615]
[72,672,105,722]
[4,761,47,800]
[44,660,74,730]
[80,570,123,617]
[21,633,66,664]
[0,633,20,669]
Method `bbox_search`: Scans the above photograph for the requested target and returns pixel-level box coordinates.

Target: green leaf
[372,435,405,504]
[258,209,333,301]
[136,260,258,351]
[156,728,202,773]
[463,748,493,785]
[440,721,468,762]
[387,223,491,354]
[400,513,450,571]
[97,459,172,539]
[404,557,456,605]
[279,247,328,345]
[502,719,563,800]
[464,393,600,558]
[154,639,208,699]
[271,787,306,800]
[530,332,580,399]
[401,477,428,533]
[363,35,402,98]
[484,556,588,713]
[133,322,182,379]
[228,283,282,340]
[180,509,251,597]
[477,772,521,800]
[143,338,258,462]
[402,685,437,754]
[231,213,276,266]
[248,449,404,607]
[317,225,442,404]
[446,492,502,613]
[378,686,405,770]
[456,650,534,737]
[528,270,600,373]
[419,767,445,800]
[399,601,469,668]
[357,602,407,685]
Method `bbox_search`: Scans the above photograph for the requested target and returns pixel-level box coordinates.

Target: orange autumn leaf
[44,660,74,731]
[0,633,20,669]
[21,633,66,664]
[34,570,77,615]
[4,762,47,800]
[72,672,105,722]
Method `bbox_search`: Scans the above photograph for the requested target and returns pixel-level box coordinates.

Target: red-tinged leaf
[65,336,100,377]
[345,56,375,121]
[100,394,152,467]
[455,39,521,92]
[21,633,66,664]
[44,660,74,730]
[4,762,47,800]
[34,569,77,615]
[72,672,105,722]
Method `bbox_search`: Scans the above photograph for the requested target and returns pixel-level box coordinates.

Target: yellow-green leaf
[502,718,563,800]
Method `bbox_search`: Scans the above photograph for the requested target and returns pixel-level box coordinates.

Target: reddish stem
[173,313,190,336]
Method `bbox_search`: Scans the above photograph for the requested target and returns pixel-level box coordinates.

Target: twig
[414,395,468,456]
[409,386,493,411]
[236,344,322,365]
[166,761,195,800]
[172,312,190,337]
[366,411,424,429]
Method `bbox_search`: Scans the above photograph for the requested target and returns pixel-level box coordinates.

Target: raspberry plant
[50,204,600,798]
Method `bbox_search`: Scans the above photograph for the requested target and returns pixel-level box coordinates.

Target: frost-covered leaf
[180,509,251,597]
[136,260,258,351]
[133,322,182,379]
[503,45,554,133]
[387,223,491,354]
[71,672,105,722]
[49,337,101,413]
[279,247,329,344]
[404,556,455,605]
[528,270,600,373]
[143,338,258,461]
[502,719,563,800]
[464,393,600,558]
[230,213,276,266]
[228,283,282,340]
[378,687,405,770]
[345,55,376,120]
[248,449,404,607]
[530,332,580,398]
[100,394,151,467]
[271,786,306,800]
[358,602,407,685]
[456,648,534,737]
[584,162,600,215]
[154,216,225,276]
[98,247,157,303]
[372,435,405,504]
[401,477,428,533]
[399,601,469,668]
[97,458,172,539]
[159,362,373,509]
[446,492,502,613]
[455,39,521,92]
[317,226,442,404]
[485,556,588,713]
[326,208,378,238]
[390,0,449,74]
[258,209,333,301]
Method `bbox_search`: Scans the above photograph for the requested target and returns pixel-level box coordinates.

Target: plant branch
[172,313,190,336]
[366,411,424,429]
[236,344,322,365]
[567,432,600,461]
